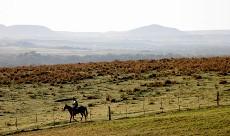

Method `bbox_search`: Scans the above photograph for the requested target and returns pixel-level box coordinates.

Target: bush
[148,73,157,78]
[88,103,96,107]
[111,98,117,103]
[120,93,128,101]
[106,94,112,101]
[165,88,171,92]
[155,91,161,96]
[133,88,141,92]
[29,94,37,99]
[164,80,177,86]
[219,80,228,84]
[126,89,134,95]
[165,80,172,84]
[146,81,164,87]
[132,97,138,100]
[87,95,100,99]
[149,101,155,105]
[193,75,202,79]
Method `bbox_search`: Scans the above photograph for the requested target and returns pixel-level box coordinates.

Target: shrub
[165,80,172,84]
[132,97,138,100]
[126,89,134,95]
[148,73,157,78]
[120,93,128,101]
[106,94,112,101]
[111,98,117,103]
[146,81,164,87]
[165,88,171,92]
[133,88,141,92]
[155,91,161,96]
[149,101,155,105]
[164,79,177,86]
[193,75,202,80]
[29,94,37,99]
[88,103,96,107]
[219,80,228,84]
[87,95,100,99]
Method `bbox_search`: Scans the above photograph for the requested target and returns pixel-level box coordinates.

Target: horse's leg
[83,109,87,121]
[82,112,86,121]
[73,114,77,122]
[70,115,72,123]
[84,108,88,121]
[72,111,77,122]
[80,113,83,121]
[70,111,73,123]
[84,112,86,121]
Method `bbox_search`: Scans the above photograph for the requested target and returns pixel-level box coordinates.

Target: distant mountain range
[0,24,230,66]
[0,24,229,40]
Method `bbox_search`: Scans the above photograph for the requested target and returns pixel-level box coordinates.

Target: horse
[63,104,88,123]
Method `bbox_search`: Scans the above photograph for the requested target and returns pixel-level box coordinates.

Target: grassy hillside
[0,57,230,135]
[14,106,230,136]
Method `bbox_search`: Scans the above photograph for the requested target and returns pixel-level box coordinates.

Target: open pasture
[0,57,230,135]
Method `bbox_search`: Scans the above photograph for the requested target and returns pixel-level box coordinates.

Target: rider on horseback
[72,97,78,110]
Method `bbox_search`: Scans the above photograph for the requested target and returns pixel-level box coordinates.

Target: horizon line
[1,23,230,33]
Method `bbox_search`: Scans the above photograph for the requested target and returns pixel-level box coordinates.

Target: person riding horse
[64,104,88,122]
[63,97,88,123]
[72,97,78,110]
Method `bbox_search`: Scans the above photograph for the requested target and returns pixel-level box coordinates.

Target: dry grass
[0,57,229,85]
[1,71,230,134]
[0,57,230,135]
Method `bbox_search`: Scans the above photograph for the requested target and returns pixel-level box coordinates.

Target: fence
[1,90,230,135]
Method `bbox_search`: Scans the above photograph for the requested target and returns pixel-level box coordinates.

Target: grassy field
[13,106,230,136]
[0,57,230,135]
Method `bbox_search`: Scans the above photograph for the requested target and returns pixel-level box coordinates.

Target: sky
[0,0,230,32]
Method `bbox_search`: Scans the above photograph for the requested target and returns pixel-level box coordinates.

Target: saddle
[73,106,79,111]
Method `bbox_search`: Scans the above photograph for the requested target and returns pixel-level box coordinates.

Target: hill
[13,106,230,136]
[0,57,230,135]
[0,24,230,66]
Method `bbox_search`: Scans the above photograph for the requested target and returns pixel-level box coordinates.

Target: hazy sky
[0,0,230,32]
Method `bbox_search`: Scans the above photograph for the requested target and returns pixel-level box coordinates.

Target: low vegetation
[0,57,229,85]
[0,57,230,135]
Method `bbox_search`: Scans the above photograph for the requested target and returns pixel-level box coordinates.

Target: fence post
[108,106,111,120]
[15,117,18,130]
[217,91,220,106]
[53,110,55,126]
[125,101,128,118]
[168,96,171,105]
[35,113,38,129]
[197,96,200,109]
[160,98,164,113]
[178,97,180,111]
[143,97,145,116]
[89,108,92,121]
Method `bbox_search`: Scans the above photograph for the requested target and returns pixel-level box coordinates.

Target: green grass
[13,106,230,136]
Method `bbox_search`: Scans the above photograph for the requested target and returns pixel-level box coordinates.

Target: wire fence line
[1,90,229,135]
